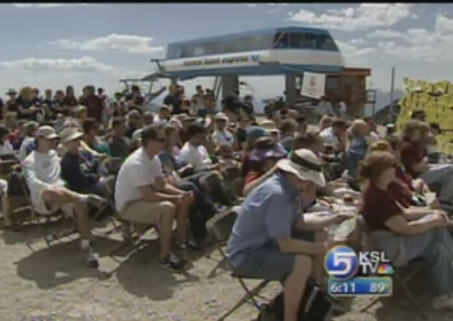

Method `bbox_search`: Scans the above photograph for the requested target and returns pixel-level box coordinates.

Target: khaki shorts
[119,200,173,225]
[35,189,73,216]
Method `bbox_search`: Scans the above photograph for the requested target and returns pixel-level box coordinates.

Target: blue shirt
[226,172,302,258]
[346,136,368,180]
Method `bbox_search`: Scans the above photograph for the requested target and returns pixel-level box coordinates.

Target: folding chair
[17,172,78,252]
[0,153,19,162]
[206,209,270,321]
[0,159,20,180]
[101,175,160,257]
[357,216,429,320]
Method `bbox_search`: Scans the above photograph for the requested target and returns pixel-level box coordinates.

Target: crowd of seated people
[2,84,453,320]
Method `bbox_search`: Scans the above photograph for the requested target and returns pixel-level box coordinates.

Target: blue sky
[1,3,453,108]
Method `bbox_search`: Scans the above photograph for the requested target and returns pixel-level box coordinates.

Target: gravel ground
[1,212,453,321]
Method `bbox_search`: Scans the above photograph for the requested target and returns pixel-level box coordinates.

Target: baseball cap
[35,126,59,140]
[60,127,84,143]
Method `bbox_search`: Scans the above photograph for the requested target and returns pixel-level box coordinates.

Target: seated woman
[242,136,287,196]
[359,150,453,311]
[369,139,438,209]
[400,120,453,212]
[345,120,370,190]
[420,121,441,163]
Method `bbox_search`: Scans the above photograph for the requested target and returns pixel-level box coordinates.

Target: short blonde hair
[350,119,368,137]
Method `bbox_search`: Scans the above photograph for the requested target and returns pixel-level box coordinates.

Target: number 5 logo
[324,246,359,280]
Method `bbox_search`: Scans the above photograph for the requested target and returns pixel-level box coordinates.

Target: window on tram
[289,32,337,51]
[273,32,289,48]
[165,30,338,59]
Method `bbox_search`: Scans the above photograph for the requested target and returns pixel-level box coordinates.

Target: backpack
[258,278,334,321]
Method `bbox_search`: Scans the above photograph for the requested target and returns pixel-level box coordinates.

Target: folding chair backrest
[206,209,239,246]
[0,160,20,178]
[0,153,18,161]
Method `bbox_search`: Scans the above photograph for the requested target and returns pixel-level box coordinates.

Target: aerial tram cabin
[143,26,370,116]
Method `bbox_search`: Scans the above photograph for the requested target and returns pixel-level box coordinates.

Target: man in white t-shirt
[319,119,349,153]
[23,126,106,268]
[211,113,234,157]
[115,124,194,272]
[180,123,222,172]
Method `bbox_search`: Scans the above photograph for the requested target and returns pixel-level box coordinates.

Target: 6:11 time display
[328,277,393,297]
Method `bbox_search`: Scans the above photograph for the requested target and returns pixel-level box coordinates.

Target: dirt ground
[1,217,453,321]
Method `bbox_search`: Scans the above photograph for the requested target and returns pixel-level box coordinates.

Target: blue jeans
[420,164,453,203]
[419,227,453,297]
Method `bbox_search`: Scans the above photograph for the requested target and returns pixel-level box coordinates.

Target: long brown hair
[358,151,396,184]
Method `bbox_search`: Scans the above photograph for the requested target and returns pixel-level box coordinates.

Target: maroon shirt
[360,184,403,231]
[81,95,103,122]
[400,141,425,178]
[62,95,78,107]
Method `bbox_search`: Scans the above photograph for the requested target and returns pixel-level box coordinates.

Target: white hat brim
[62,132,83,143]
[277,159,326,188]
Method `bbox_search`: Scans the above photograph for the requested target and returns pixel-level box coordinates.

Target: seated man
[60,127,105,196]
[180,122,221,173]
[82,118,111,156]
[115,124,193,272]
[180,122,238,205]
[211,113,235,157]
[227,149,348,321]
[23,126,105,267]
[319,119,348,154]
[107,117,131,160]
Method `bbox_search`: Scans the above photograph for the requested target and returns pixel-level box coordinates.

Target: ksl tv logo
[324,246,395,280]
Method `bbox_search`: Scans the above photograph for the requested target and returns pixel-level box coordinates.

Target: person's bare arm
[137,185,181,203]
[385,213,446,235]
[403,207,434,221]
[277,238,343,256]
[296,212,351,231]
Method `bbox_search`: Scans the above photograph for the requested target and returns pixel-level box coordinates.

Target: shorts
[228,231,315,281]
[119,199,172,225]
[33,188,73,216]
[229,241,296,281]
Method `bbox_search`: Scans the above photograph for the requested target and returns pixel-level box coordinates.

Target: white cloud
[50,33,164,54]
[336,40,376,67]
[367,29,407,40]
[13,3,90,9]
[341,14,453,66]
[0,56,114,73]
[435,14,453,33]
[288,4,413,31]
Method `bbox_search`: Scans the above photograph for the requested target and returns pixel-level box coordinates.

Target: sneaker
[432,295,453,311]
[80,246,99,268]
[158,253,186,272]
[87,194,107,210]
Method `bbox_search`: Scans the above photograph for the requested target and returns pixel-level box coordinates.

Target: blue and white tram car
[161,26,345,78]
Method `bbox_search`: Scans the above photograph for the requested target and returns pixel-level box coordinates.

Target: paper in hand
[333,217,357,241]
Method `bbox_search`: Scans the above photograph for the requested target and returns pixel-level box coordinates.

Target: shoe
[175,242,188,251]
[158,253,186,272]
[87,194,107,209]
[432,295,453,310]
[80,246,99,268]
